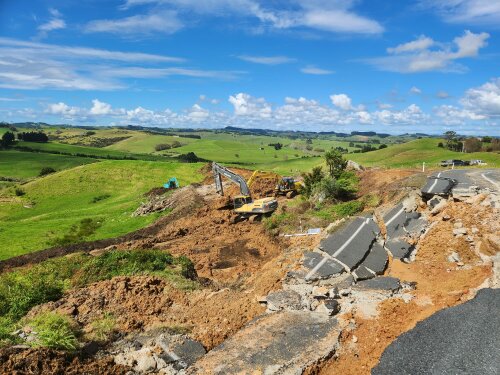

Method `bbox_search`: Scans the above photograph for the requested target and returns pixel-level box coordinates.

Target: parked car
[440,159,469,167]
[470,159,487,166]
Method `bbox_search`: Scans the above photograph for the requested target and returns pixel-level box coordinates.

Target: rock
[352,335,358,343]
[353,277,401,292]
[312,286,330,299]
[453,228,467,236]
[442,215,451,221]
[453,222,463,229]
[428,196,444,209]
[347,160,364,171]
[402,192,419,212]
[431,201,447,215]
[266,290,303,312]
[472,227,479,234]
[316,299,341,316]
[447,252,461,263]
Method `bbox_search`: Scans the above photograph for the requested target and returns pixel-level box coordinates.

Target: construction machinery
[275,176,303,198]
[212,162,278,223]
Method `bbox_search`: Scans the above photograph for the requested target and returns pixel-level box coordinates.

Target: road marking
[385,207,404,227]
[332,218,370,258]
[427,177,439,193]
[481,173,499,189]
[437,172,442,177]
[305,218,370,280]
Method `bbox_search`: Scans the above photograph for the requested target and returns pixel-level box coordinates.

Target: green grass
[106,132,197,153]
[348,138,500,168]
[0,160,203,259]
[0,150,96,179]
[24,312,79,350]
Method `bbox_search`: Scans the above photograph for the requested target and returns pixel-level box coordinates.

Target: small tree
[301,166,325,197]
[39,167,56,176]
[324,149,347,179]
[1,131,15,147]
[464,137,482,153]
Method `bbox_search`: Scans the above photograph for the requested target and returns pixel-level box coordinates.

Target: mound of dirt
[0,347,129,375]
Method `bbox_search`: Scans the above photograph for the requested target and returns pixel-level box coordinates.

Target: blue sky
[0,0,499,135]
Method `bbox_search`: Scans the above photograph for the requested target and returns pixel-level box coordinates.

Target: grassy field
[0,150,96,179]
[348,138,500,168]
[0,160,204,260]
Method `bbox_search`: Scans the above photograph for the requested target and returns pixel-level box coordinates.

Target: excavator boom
[212,162,251,197]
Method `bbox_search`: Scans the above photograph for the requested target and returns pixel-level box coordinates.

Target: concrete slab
[191,311,341,374]
[385,238,414,259]
[384,204,407,238]
[359,242,388,275]
[302,252,344,280]
[320,217,378,270]
[353,276,401,292]
[352,265,375,281]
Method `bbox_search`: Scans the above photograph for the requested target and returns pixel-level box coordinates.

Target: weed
[24,312,79,350]
[48,218,103,247]
[14,187,25,196]
[88,312,116,342]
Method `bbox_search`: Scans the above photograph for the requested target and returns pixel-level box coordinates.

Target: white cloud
[330,94,353,110]
[237,55,295,65]
[228,93,272,118]
[410,86,422,94]
[119,0,383,35]
[366,30,489,73]
[0,38,234,90]
[187,104,209,121]
[434,105,486,124]
[37,8,66,38]
[46,102,80,117]
[422,0,500,27]
[460,77,500,116]
[90,99,112,115]
[301,65,334,75]
[374,104,427,125]
[388,36,434,54]
[436,90,450,99]
[85,11,183,36]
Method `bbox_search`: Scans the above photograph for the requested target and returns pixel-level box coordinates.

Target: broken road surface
[373,288,500,375]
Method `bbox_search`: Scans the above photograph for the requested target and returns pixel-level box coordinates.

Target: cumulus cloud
[228,93,272,118]
[436,90,451,99]
[90,99,112,115]
[410,86,422,94]
[366,30,489,73]
[330,94,353,111]
[460,77,500,116]
[46,102,80,117]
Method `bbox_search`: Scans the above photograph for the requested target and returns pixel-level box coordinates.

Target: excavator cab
[233,195,253,209]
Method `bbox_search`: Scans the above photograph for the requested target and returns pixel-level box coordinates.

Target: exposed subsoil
[0,346,129,375]
[318,199,497,375]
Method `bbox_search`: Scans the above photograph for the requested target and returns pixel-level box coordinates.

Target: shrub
[1,131,15,147]
[301,166,325,197]
[85,131,96,136]
[91,194,111,203]
[48,218,103,247]
[14,187,25,196]
[39,167,56,176]
[155,143,172,151]
[25,312,79,350]
[171,140,182,148]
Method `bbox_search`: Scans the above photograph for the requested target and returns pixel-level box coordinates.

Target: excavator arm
[212,162,251,197]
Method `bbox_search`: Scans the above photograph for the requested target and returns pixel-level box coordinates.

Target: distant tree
[1,131,15,147]
[305,144,313,151]
[438,142,444,148]
[324,149,347,179]
[85,131,96,136]
[349,142,355,147]
[39,167,56,176]
[379,144,388,149]
[17,131,48,143]
[481,136,492,143]
[444,131,459,151]
[155,143,171,151]
[171,140,182,148]
[464,138,482,153]
[306,138,313,144]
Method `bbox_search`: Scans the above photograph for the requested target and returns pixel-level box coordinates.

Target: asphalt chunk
[302,252,344,280]
[385,238,414,259]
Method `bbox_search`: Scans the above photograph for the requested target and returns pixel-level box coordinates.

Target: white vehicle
[470,159,487,166]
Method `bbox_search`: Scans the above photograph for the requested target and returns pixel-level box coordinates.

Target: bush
[85,131,96,136]
[155,143,172,151]
[171,140,182,148]
[1,131,15,147]
[14,187,25,196]
[91,194,111,203]
[313,174,357,202]
[312,200,364,221]
[39,167,56,176]
[17,131,49,143]
[25,312,79,350]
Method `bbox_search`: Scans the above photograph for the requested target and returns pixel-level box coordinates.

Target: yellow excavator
[212,162,278,223]
[274,176,303,198]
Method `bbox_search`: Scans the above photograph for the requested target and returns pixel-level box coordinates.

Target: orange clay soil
[318,200,496,375]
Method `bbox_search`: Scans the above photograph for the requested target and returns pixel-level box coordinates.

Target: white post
[422,162,425,172]
[452,163,455,170]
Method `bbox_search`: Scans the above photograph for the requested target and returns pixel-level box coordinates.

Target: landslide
[319,196,498,375]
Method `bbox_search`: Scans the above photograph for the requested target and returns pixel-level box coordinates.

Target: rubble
[265,290,304,312]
